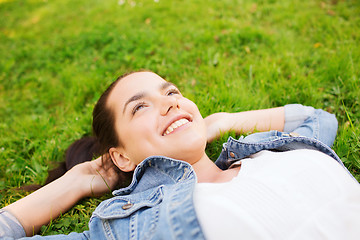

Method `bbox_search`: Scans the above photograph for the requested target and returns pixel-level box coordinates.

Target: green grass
[1,0,359,235]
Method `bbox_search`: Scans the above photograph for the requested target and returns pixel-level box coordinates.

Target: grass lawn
[1,0,359,235]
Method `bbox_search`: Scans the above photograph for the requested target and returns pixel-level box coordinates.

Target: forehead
[107,72,168,112]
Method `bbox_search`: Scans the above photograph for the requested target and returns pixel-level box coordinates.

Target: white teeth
[163,118,189,136]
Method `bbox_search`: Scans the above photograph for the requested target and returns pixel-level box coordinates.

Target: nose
[160,95,179,116]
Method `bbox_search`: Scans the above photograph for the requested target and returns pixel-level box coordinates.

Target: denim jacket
[1,104,355,240]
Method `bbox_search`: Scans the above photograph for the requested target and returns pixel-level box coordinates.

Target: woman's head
[93,71,207,172]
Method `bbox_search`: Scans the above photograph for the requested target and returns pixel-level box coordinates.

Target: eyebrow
[122,82,178,114]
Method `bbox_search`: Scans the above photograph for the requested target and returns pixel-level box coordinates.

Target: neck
[192,153,240,183]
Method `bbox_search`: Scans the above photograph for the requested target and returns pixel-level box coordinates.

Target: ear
[109,147,136,172]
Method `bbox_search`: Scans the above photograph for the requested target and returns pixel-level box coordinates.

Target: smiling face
[106,72,207,171]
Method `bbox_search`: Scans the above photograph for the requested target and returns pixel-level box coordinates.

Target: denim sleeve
[0,209,90,240]
[284,104,338,147]
[15,232,90,239]
[0,209,26,239]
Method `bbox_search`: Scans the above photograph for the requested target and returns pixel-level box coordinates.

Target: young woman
[1,71,359,239]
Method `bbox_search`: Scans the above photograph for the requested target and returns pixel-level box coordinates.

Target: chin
[174,138,207,162]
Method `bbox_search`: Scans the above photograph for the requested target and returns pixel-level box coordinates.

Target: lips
[163,118,190,136]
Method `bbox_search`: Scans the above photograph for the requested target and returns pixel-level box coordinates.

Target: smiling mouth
[163,118,190,136]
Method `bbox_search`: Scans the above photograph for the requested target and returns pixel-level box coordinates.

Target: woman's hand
[70,155,120,197]
[204,112,232,143]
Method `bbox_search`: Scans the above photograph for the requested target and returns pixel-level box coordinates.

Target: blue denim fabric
[90,157,204,240]
[1,105,354,240]
[0,210,26,239]
[283,104,338,147]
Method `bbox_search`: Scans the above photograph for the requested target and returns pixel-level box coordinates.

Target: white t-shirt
[193,149,360,240]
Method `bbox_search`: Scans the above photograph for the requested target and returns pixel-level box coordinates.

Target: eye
[166,88,180,96]
[132,102,146,115]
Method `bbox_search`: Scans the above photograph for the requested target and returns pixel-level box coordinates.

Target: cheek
[181,98,202,116]
[184,100,206,132]
[119,118,159,160]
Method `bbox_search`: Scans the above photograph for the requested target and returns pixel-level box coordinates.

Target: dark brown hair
[92,75,123,153]
[91,73,134,187]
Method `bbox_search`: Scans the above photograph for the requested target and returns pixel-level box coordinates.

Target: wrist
[63,166,90,199]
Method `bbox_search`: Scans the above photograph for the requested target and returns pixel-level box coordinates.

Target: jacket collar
[113,156,196,196]
[215,131,342,170]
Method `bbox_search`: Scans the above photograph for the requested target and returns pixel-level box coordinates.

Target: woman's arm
[205,107,285,143]
[205,104,338,147]
[2,156,119,237]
